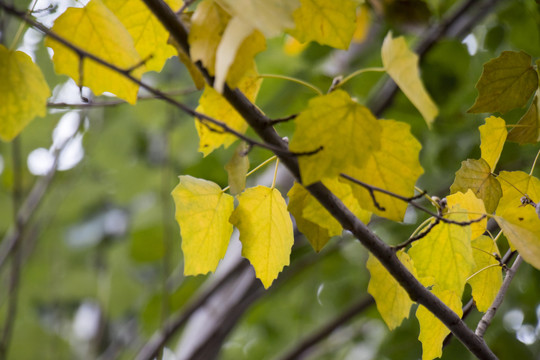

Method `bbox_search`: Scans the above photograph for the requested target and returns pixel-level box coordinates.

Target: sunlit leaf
[343,120,423,221]
[288,182,332,252]
[0,45,50,142]
[45,0,143,104]
[468,235,502,312]
[450,158,502,214]
[468,51,538,114]
[495,171,540,270]
[288,0,357,49]
[195,69,261,156]
[352,4,371,43]
[416,287,462,360]
[103,0,182,72]
[367,251,416,330]
[171,176,234,275]
[507,95,540,144]
[216,0,300,37]
[446,189,487,239]
[382,32,438,127]
[289,89,382,185]
[224,28,266,89]
[479,116,507,170]
[408,207,474,294]
[230,186,294,288]
[224,142,250,195]
[283,35,308,56]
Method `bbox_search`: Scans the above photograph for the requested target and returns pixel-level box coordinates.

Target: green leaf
[0,45,50,142]
[468,235,502,313]
[45,0,144,104]
[446,189,487,239]
[416,287,462,360]
[224,142,250,195]
[230,186,294,288]
[287,182,333,252]
[468,51,538,114]
[171,176,234,275]
[450,158,502,214]
[408,207,474,294]
[495,171,540,270]
[288,0,357,49]
[289,89,382,185]
[479,116,507,170]
[507,95,540,144]
[367,251,416,330]
[382,32,438,127]
[343,120,424,221]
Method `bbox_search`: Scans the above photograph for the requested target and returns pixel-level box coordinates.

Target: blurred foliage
[0,0,539,359]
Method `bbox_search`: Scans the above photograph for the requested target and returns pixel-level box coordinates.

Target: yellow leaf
[450,158,502,214]
[302,178,371,240]
[169,37,206,90]
[195,69,261,156]
[507,95,540,145]
[289,89,382,185]
[288,0,357,50]
[216,0,300,37]
[382,32,438,127]
[230,186,294,288]
[45,0,143,104]
[343,120,423,221]
[446,189,487,239]
[469,51,538,114]
[416,287,462,360]
[367,251,416,330]
[494,171,540,270]
[171,176,234,275]
[102,0,182,73]
[283,35,308,56]
[0,45,50,142]
[189,0,230,75]
[288,182,332,251]
[479,116,507,170]
[352,4,371,43]
[468,235,502,312]
[226,30,266,89]
[408,208,474,294]
[224,142,250,195]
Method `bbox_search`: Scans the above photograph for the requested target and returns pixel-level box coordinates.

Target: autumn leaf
[342,120,423,221]
[352,4,371,43]
[195,69,261,156]
[408,207,474,294]
[381,32,438,127]
[216,0,300,37]
[289,89,382,185]
[446,189,487,239]
[468,51,538,114]
[171,176,234,275]
[0,45,50,142]
[103,0,182,73]
[468,235,502,312]
[450,158,502,214]
[224,142,250,195]
[479,116,507,170]
[416,287,462,360]
[288,0,357,50]
[45,0,143,104]
[230,186,294,288]
[288,182,333,252]
[507,95,540,144]
[494,171,540,270]
[367,251,416,330]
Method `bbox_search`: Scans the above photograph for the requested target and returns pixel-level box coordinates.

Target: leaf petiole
[258,74,323,95]
[336,67,386,89]
[271,158,280,189]
[222,155,277,193]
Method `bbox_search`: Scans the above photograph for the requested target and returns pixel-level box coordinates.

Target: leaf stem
[530,148,540,176]
[465,264,501,282]
[223,155,277,192]
[8,0,37,51]
[271,158,280,189]
[336,67,385,89]
[259,74,323,95]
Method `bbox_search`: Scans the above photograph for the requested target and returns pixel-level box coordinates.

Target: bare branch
[476,255,523,337]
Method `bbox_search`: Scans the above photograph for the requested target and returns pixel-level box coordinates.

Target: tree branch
[476,255,523,337]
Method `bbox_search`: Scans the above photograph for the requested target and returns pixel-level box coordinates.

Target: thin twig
[393,217,441,251]
[277,296,375,360]
[268,114,298,126]
[476,255,523,337]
